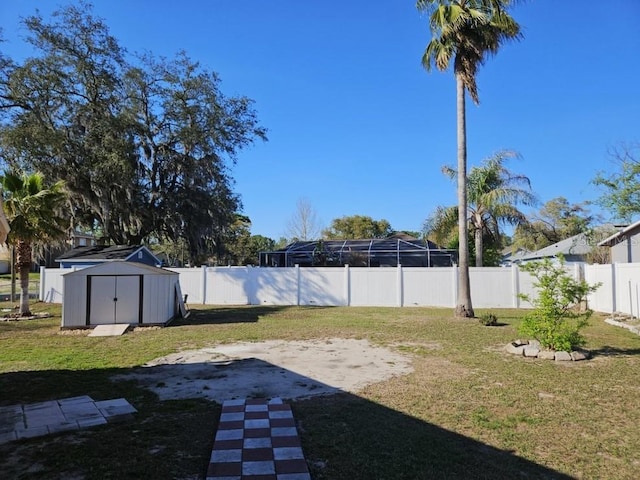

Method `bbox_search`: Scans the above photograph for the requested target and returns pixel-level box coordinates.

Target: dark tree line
[0,3,266,264]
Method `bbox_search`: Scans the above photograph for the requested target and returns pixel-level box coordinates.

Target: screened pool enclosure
[259,238,457,268]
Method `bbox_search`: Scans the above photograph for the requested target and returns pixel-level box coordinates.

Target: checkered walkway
[207,398,311,480]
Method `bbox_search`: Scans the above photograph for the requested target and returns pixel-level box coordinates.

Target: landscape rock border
[0,312,52,322]
[604,317,640,335]
[505,339,590,362]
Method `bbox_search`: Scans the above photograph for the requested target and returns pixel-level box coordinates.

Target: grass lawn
[1,302,639,479]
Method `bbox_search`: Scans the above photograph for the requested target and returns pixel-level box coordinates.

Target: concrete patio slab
[0,396,137,445]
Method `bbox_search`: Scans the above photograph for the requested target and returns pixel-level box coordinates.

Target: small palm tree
[1,171,68,316]
[418,0,522,317]
[426,151,536,266]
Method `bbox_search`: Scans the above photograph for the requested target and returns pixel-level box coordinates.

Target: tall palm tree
[430,150,537,266]
[417,0,522,317]
[1,171,68,316]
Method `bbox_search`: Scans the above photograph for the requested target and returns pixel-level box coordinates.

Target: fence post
[611,263,617,313]
[201,265,207,304]
[39,266,46,301]
[511,264,520,308]
[295,264,301,306]
[397,264,403,307]
[452,266,458,308]
[344,264,350,306]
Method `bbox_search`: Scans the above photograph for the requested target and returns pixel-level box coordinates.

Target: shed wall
[61,274,87,328]
[61,262,178,327]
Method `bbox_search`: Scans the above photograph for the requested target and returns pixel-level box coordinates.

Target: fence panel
[251,268,298,305]
[39,267,66,303]
[168,268,204,304]
[614,263,640,317]
[206,267,251,305]
[350,268,398,306]
[470,267,515,308]
[585,264,614,313]
[515,269,537,308]
[299,267,346,306]
[402,267,453,307]
[39,263,631,313]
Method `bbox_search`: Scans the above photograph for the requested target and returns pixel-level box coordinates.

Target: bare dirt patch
[113,338,413,402]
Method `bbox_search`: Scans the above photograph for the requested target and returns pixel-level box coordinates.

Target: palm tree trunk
[475,228,483,267]
[455,74,474,318]
[15,240,32,316]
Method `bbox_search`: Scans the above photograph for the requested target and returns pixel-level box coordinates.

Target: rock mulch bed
[0,312,51,322]
[505,339,590,361]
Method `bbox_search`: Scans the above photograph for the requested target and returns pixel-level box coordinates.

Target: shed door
[89,275,141,325]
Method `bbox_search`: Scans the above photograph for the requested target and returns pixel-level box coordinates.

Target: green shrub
[478,312,498,326]
[518,257,601,351]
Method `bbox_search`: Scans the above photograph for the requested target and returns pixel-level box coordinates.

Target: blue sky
[1,1,639,240]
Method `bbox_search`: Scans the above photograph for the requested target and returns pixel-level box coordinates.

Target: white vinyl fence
[40,262,640,315]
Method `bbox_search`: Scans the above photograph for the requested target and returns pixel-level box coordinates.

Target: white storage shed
[62,262,183,328]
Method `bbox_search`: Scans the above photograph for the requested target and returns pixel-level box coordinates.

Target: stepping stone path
[208,397,311,480]
[0,395,137,444]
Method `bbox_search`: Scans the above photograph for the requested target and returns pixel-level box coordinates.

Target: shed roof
[62,260,176,277]
[56,245,159,263]
[598,219,640,247]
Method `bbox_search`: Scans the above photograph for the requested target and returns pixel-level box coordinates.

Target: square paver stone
[210,449,242,463]
[215,429,244,441]
[245,404,269,412]
[220,412,244,422]
[271,427,298,437]
[277,474,312,480]
[57,395,94,406]
[244,437,272,449]
[242,460,275,475]
[47,421,79,434]
[245,419,270,429]
[77,417,108,429]
[274,447,305,460]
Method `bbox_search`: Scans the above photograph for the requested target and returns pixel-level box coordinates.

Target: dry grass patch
[1,303,639,479]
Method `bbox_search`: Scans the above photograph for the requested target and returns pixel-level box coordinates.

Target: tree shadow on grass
[172,305,285,325]
[589,346,640,358]
[0,358,575,480]
[295,393,573,480]
[171,305,335,326]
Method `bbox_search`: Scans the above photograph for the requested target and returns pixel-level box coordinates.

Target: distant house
[598,220,640,263]
[514,232,595,264]
[56,245,161,269]
[500,247,530,266]
[259,237,457,268]
[70,231,97,248]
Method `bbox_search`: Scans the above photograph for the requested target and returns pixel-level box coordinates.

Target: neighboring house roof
[598,219,640,247]
[56,245,160,264]
[518,232,593,262]
[500,247,531,265]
